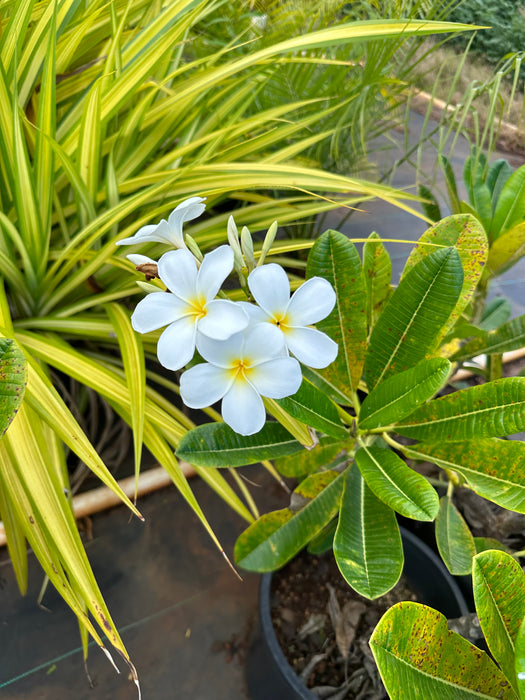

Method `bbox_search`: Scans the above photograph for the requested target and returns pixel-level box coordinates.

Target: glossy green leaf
[274,379,348,439]
[301,365,353,406]
[487,222,525,276]
[419,184,442,221]
[306,229,367,402]
[471,181,493,233]
[334,464,402,599]
[452,314,525,362]
[473,549,525,694]
[396,378,525,441]
[176,422,303,467]
[480,297,512,331]
[440,154,460,213]
[359,358,451,430]
[0,338,26,438]
[307,519,337,555]
[354,445,439,521]
[274,437,346,477]
[491,163,525,239]
[364,246,463,391]
[402,214,488,344]
[474,537,511,555]
[463,152,487,206]
[405,439,525,513]
[234,470,344,571]
[487,159,513,210]
[363,232,392,329]
[106,303,145,498]
[370,602,517,699]
[435,496,476,575]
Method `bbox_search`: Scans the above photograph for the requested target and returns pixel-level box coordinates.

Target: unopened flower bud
[184,234,204,263]
[241,226,255,272]
[258,221,278,266]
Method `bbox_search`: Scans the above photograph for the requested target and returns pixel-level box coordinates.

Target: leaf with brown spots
[473,550,525,695]
[370,601,517,699]
[0,338,26,439]
[402,214,488,347]
[395,377,525,442]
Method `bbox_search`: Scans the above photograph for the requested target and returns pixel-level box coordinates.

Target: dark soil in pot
[247,528,468,700]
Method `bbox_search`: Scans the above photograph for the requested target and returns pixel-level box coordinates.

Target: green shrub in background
[449,0,525,67]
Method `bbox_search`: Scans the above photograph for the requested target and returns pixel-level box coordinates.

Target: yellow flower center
[189,296,207,320]
[231,358,252,380]
[273,312,290,331]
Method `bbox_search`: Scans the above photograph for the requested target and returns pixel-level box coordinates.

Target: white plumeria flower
[115,196,206,249]
[126,253,156,266]
[131,245,248,371]
[180,323,302,435]
[247,263,338,369]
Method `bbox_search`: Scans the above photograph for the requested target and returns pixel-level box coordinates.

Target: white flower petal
[237,301,269,324]
[287,277,336,325]
[126,253,156,265]
[131,292,189,333]
[180,363,232,408]
[154,219,184,247]
[222,379,266,435]
[115,224,160,246]
[156,316,197,370]
[197,245,234,300]
[249,357,302,399]
[167,197,207,246]
[248,264,290,316]
[158,249,198,301]
[243,323,286,363]
[196,332,244,368]
[285,326,338,368]
[198,299,248,340]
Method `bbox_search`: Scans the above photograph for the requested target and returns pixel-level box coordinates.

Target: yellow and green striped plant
[0,0,475,678]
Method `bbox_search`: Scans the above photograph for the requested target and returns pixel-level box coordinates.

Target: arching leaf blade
[0,338,26,438]
[405,440,525,513]
[473,549,525,694]
[396,378,525,441]
[306,229,367,402]
[364,247,463,392]
[334,463,403,599]
[402,214,488,346]
[452,314,525,362]
[363,232,392,329]
[359,358,451,430]
[176,422,303,467]
[435,496,476,575]
[234,471,344,571]
[355,445,439,521]
[370,602,517,700]
[487,222,525,275]
[274,378,348,439]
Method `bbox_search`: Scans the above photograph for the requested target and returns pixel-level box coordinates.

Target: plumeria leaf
[334,463,403,599]
[370,602,517,699]
[359,358,451,430]
[487,222,525,275]
[451,314,525,362]
[0,338,26,438]
[435,496,476,575]
[480,297,512,331]
[306,229,367,403]
[474,537,512,555]
[490,163,525,240]
[354,445,439,521]
[473,550,525,694]
[274,437,347,477]
[395,378,525,441]
[363,232,392,329]
[302,365,354,406]
[364,247,463,392]
[234,471,345,571]
[274,378,348,439]
[402,214,488,346]
[404,440,525,513]
[176,422,303,467]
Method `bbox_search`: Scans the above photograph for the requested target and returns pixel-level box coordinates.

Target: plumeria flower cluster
[116,198,338,436]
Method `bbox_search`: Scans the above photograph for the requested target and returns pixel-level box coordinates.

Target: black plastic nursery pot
[245,527,469,700]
